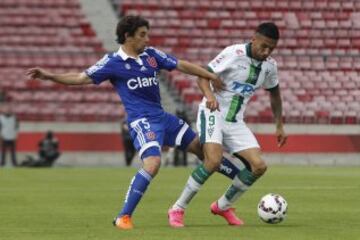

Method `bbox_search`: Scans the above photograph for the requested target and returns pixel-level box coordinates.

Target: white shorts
[196,104,260,154]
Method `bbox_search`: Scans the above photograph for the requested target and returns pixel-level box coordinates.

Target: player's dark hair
[116,15,150,44]
[256,22,279,40]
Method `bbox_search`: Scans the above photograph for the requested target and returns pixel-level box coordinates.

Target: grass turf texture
[0,166,359,240]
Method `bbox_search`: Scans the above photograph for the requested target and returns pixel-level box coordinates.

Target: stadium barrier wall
[17,132,360,153]
[10,122,359,167]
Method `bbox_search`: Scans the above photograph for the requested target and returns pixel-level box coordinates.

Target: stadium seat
[0,0,115,122]
[4,0,359,123]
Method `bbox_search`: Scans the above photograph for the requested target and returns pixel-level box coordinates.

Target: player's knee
[202,143,223,172]
[204,161,218,173]
[204,156,223,173]
[142,147,162,176]
[252,159,267,176]
[143,156,161,176]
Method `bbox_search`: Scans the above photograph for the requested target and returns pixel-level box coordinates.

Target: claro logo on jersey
[127,74,158,90]
[232,82,255,98]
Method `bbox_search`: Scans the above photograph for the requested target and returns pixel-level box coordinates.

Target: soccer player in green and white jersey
[168,22,287,227]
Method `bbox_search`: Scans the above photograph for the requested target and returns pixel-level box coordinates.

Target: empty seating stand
[115,0,360,124]
[0,0,125,122]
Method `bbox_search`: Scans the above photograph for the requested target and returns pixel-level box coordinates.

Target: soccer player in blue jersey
[27,15,241,230]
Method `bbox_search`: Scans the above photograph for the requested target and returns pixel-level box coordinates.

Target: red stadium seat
[4,0,359,123]
[0,0,111,121]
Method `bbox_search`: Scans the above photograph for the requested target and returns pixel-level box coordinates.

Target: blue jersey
[85,47,178,122]
[85,46,196,159]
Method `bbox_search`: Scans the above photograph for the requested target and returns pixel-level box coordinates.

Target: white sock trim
[188,176,202,191]
[233,176,249,191]
[173,176,202,209]
[217,196,231,210]
[139,168,153,182]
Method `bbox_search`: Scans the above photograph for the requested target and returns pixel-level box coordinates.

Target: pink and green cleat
[168,208,185,228]
[210,201,244,226]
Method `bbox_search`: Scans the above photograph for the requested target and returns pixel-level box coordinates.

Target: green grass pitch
[1,166,359,240]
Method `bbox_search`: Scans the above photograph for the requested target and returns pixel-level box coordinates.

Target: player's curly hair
[116,15,150,44]
[256,22,280,40]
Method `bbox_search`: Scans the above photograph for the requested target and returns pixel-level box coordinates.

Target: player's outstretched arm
[269,86,287,147]
[26,67,93,85]
[177,60,218,81]
[197,77,219,112]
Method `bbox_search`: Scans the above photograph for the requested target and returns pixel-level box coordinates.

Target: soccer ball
[257,193,288,224]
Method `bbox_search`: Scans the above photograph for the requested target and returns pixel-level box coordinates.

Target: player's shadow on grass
[242,224,300,228]
[152,223,301,229]
[140,223,228,229]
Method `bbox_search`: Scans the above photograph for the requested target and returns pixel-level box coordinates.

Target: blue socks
[118,169,152,217]
[117,157,238,216]
[218,157,239,179]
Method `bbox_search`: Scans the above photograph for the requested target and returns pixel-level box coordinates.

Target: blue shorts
[128,112,196,160]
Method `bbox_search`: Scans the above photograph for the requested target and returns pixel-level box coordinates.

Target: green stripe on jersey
[225,63,260,122]
[246,64,261,85]
[225,95,244,122]
[200,110,206,144]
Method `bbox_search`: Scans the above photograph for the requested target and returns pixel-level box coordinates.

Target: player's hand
[206,95,220,112]
[211,77,225,93]
[26,67,52,80]
[276,127,287,148]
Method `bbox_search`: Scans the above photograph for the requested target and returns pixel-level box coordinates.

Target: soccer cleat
[113,215,134,230]
[210,201,244,226]
[168,208,185,228]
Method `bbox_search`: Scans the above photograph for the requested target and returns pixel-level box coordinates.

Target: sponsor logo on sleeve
[153,48,167,58]
[166,57,177,65]
[86,55,110,75]
[210,54,226,69]
[215,55,225,64]
[236,49,244,56]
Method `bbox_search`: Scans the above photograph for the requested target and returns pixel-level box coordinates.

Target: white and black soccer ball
[257,193,288,224]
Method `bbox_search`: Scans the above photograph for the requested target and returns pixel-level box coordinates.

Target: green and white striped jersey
[206,43,279,122]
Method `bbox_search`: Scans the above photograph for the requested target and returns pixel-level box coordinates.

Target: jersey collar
[117,46,145,65]
[246,43,262,66]
[246,43,253,59]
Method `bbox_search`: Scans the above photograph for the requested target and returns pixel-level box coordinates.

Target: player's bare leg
[235,148,267,176]
[184,137,204,160]
[202,142,224,172]
[186,137,240,179]
[142,155,162,176]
